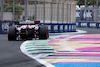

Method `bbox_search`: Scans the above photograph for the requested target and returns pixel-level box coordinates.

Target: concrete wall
[3,12,13,20]
[0,0,77,24]
[21,2,77,23]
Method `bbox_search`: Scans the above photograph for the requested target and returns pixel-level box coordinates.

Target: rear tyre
[39,25,49,39]
[8,27,16,41]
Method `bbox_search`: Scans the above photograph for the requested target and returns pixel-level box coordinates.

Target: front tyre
[38,25,49,39]
[8,27,17,41]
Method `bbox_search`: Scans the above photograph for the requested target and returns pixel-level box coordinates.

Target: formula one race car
[7,20,49,40]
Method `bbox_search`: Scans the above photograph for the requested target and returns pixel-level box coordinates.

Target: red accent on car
[34,21,40,24]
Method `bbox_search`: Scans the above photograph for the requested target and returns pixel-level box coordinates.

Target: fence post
[50,0,53,23]
[66,0,69,23]
[0,0,1,20]
[43,0,45,23]
[0,0,3,20]
[69,0,74,23]
[13,0,15,20]
[70,1,71,23]
[57,0,60,23]
[84,0,87,21]
[96,0,98,6]
[34,0,37,20]
[37,0,40,20]
[25,0,27,20]
[62,0,66,23]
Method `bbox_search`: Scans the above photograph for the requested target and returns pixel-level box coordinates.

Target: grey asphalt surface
[0,35,46,67]
[0,27,100,67]
[77,27,100,34]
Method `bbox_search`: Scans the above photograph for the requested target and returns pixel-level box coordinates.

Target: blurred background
[0,0,100,33]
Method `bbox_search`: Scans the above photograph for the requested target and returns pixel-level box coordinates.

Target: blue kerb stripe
[48,55,100,56]
[57,51,100,52]
[40,57,96,59]
[52,63,100,67]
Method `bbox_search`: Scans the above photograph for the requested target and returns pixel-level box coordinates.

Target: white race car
[7,21,49,40]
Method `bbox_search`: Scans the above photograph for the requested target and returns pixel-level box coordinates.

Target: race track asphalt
[77,27,100,34]
[0,27,100,67]
[0,34,46,67]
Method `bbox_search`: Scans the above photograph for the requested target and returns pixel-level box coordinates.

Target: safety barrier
[76,9,93,22]
[0,20,15,34]
[77,22,100,28]
[0,20,76,34]
[42,23,76,33]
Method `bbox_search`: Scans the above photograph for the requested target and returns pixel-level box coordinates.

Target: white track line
[20,30,87,67]
[20,41,55,67]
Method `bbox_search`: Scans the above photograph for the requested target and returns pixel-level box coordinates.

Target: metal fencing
[76,0,100,28]
[0,0,1,19]
[0,0,78,33]
[76,5,100,28]
[0,0,77,23]
[76,6,100,22]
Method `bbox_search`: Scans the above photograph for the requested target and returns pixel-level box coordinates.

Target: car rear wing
[15,21,40,25]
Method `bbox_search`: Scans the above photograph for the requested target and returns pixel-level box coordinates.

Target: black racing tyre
[8,26,16,41]
[38,25,49,39]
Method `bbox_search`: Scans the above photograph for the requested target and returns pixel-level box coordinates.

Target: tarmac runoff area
[20,29,100,67]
